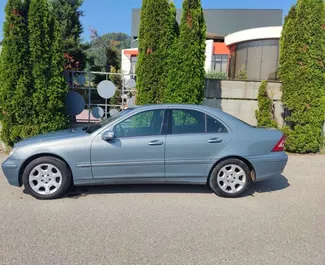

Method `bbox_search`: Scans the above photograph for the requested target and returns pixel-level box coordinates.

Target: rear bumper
[247,152,288,181]
[1,158,23,187]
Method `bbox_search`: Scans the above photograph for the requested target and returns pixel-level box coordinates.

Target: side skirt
[74,177,207,186]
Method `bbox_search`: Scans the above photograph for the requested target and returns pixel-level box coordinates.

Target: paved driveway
[0,154,324,265]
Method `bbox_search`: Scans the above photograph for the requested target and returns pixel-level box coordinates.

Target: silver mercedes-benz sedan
[2,104,288,200]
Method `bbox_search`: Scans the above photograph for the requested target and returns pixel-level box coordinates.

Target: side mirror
[102,130,115,141]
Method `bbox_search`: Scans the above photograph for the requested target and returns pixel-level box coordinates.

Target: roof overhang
[225,26,282,46]
[123,49,138,56]
[206,32,225,40]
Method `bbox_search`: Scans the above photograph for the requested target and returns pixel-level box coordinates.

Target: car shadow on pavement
[63,174,290,199]
[243,174,290,197]
[65,184,212,198]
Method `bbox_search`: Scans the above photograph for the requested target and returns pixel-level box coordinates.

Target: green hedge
[278,0,325,153]
[255,80,277,128]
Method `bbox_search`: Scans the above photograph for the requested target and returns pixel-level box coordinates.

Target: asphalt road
[0,154,325,265]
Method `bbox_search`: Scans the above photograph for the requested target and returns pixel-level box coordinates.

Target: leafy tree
[28,0,67,134]
[136,0,178,105]
[164,0,206,104]
[0,0,33,146]
[100,32,131,52]
[51,0,85,70]
[255,81,277,128]
[85,29,122,72]
[278,0,325,153]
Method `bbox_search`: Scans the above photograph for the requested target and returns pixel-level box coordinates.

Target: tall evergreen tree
[47,10,69,131]
[136,0,178,105]
[28,0,51,134]
[28,0,67,134]
[164,0,206,104]
[0,0,33,146]
[279,0,325,153]
[51,0,85,70]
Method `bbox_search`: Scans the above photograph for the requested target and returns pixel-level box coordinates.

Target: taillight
[272,135,285,152]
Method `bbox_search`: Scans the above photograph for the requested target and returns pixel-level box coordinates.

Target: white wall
[121,49,132,79]
[122,40,215,79]
[204,40,214,72]
[204,80,283,126]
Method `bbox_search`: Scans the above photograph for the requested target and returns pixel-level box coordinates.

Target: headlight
[9,147,17,156]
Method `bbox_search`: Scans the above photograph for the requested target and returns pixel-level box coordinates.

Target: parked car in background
[2,104,288,199]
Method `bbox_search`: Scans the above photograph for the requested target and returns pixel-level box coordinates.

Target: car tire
[22,156,71,200]
[209,158,251,198]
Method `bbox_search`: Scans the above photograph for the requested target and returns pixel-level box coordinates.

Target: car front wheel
[22,156,71,200]
[209,158,250,198]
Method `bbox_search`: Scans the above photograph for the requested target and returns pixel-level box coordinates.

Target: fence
[64,73,283,127]
[203,79,284,127]
[64,70,136,125]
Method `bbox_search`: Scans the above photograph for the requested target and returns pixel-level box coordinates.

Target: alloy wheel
[29,163,62,195]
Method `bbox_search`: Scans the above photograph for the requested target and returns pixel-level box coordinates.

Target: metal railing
[64,70,136,123]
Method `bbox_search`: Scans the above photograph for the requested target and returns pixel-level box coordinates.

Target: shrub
[278,0,325,153]
[205,71,227,80]
[255,81,277,128]
[235,65,248,80]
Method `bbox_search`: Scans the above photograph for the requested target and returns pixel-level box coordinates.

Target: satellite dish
[127,96,136,108]
[97,80,116,99]
[109,109,119,116]
[125,78,136,89]
[65,91,85,116]
[92,107,104,119]
[77,75,86,86]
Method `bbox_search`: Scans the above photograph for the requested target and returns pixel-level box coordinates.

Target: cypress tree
[255,81,277,128]
[279,0,325,153]
[164,0,206,104]
[51,0,85,70]
[28,0,51,134]
[28,0,67,134]
[136,0,178,105]
[0,0,33,146]
[46,10,69,131]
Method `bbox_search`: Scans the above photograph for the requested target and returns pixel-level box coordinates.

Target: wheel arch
[207,156,256,184]
[18,153,73,186]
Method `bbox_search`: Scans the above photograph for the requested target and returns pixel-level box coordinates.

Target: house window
[130,56,138,75]
[212,54,228,73]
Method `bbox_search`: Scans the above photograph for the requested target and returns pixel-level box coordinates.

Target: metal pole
[105,74,108,119]
[88,71,91,123]
[122,73,125,109]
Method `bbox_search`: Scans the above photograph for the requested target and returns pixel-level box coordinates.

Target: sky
[0,0,296,42]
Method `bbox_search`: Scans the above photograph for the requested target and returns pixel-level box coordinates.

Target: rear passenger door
[165,108,232,178]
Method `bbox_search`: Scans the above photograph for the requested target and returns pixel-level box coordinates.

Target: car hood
[14,128,87,148]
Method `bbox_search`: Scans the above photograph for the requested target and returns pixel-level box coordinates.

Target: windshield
[84,108,133,134]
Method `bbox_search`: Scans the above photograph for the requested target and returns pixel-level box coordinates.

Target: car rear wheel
[22,156,71,200]
[209,158,250,198]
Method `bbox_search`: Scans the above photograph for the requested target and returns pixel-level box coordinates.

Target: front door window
[114,109,165,138]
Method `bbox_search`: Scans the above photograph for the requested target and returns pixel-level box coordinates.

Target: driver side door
[91,108,166,179]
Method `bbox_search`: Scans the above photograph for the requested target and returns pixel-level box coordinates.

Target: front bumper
[1,158,23,187]
[247,152,288,182]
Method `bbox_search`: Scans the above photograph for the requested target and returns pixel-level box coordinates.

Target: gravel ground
[0,154,325,265]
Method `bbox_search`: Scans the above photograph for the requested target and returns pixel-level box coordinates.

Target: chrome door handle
[208,138,223,143]
[148,140,164,146]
